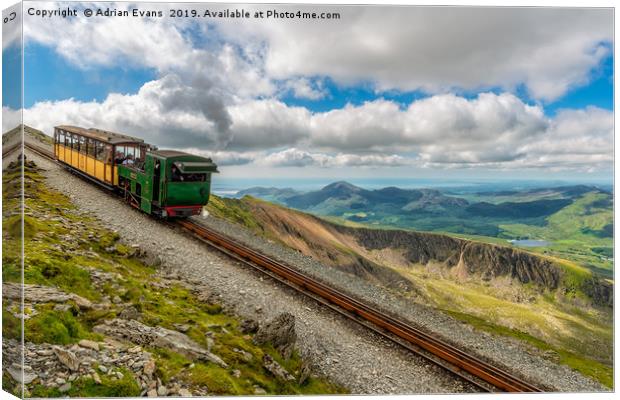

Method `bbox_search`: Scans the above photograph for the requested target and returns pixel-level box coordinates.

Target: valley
[206,193,614,387]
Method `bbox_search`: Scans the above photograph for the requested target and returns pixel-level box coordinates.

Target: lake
[509,239,550,247]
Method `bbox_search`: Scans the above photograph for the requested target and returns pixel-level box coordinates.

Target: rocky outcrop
[93,319,228,368]
[332,225,612,306]
[253,313,297,359]
[248,202,416,292]
[581,277,613,307]
[3,282,93,310]
[53,346,80,371]
[458,241,561,289]
[338,253,415,292]
[2,338,196,396]
[262,355,295,381]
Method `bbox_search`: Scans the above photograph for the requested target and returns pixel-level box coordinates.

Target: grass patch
[2,308,22,340]
[29,368,141,398]
[206,195,263,232]
[25,308,95,345]
[443,310,613,388]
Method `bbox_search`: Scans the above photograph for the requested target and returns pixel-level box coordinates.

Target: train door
[78,136,86,170]
[152,159,161,204]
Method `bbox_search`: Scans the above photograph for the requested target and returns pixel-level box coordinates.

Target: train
[53,125,218,218]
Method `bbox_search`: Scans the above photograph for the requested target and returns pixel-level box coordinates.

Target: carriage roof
[55,125,145,145]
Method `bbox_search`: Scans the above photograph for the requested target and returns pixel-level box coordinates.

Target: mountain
[286,181,365,209]
[465,198,573,218]
[3,124,52,146]
[401,189,469,212]
[206,195,613,385]
[285,181,467,213]
[235,187,300,204]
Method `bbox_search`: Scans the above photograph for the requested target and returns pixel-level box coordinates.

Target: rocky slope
[1,157,343,397]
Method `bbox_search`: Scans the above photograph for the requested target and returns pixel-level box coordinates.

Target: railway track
[11,141,543,393]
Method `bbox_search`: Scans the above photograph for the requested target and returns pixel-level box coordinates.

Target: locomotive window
[171,170,207,182]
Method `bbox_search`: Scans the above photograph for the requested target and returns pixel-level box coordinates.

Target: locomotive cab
[118,150,218,218]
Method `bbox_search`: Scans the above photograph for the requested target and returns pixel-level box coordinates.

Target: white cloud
[2,107,21,133]
[226,99,311,150]
[24,2,189,71]
[179,147,256,166]
[22,4,612,102]
[283,78,327,100]
[216,6,612,101]
[2,3,22,50]
[18,88,612,173]
[517,107,613,172]
[307,93,549,165]
[260,148,411,168]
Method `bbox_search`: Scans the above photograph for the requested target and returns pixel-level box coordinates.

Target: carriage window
[79,137,86,153]
[115,146,125,164]
[105,145,113,163]
[70,134,76,149]
[88,139,96,157]
[95,142,105,161]
[58,131,65,145]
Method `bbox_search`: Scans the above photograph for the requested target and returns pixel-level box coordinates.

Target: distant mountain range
[236,180,608,222]
[235,180,613,275]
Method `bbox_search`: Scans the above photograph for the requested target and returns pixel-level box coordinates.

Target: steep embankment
[208,196,415,292]
[209,195,612,307]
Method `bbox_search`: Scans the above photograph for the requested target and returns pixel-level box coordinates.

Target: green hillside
[500,192,613,276]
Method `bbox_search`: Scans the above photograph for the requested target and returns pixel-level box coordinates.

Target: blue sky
[23,43,157,108]
[544,52,614,115]
[18,41,614,116]
[2,44,21,109]
[4,4,614,181]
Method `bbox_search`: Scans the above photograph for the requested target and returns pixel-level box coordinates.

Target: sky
[2,2,614,182]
